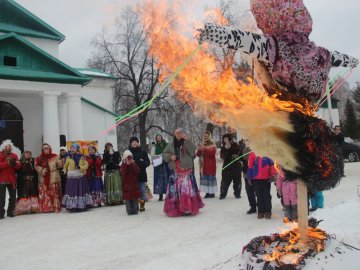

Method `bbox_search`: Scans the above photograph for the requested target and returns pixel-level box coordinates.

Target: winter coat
[85,155,102,177]
[0,152,21,188]
[197,144,216,176]
[246,152,276,180]
[220,142,241,170]
[120,162,141,200]
[129,147,150,182]
[276,169,297,206]
[35,148,62,185]
[163,140,196,171]
[103,151,121,172]
[63,155,88,174]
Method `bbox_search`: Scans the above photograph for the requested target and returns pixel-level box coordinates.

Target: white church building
[0,0,118,155]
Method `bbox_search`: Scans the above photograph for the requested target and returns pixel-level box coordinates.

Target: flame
[263,226,327,265]
[138,1,316,171]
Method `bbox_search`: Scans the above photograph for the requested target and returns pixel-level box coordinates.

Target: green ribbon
[222,151,251,171]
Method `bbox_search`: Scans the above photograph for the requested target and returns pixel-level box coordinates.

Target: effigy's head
[251,0,312,37]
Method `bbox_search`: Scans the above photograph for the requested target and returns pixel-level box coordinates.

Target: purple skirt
[62,171,93,211]
[87,176,104,206]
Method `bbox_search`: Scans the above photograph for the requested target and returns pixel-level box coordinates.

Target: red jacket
[120,162,141,200]
[197,145,217,176]
[85,156,103,177]
[247,152,276,180]
[0,152,21,188]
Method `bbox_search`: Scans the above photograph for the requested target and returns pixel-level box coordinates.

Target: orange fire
[138,1,316,171]
[264,226,327,265]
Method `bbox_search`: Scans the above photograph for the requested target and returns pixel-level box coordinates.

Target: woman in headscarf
[85,145,104,207]
[62,143,93,212]
[197,131,217,198]
[102,142,123,205]
[150,134,170,201]
[15,150,40,215]
[35,143,62,213]
[162,128,204,217]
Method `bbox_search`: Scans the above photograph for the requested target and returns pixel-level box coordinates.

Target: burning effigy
[139,0,358,269]
[242,219,327,270]
[140,0,358,192]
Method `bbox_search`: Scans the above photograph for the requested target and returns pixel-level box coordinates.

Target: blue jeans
[137,181,146,201]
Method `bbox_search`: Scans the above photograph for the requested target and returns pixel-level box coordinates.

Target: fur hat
[123,150,133,160]
[0,139,14,152]
[129,136,139,144]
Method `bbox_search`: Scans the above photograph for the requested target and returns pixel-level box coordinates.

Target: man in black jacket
[129,136,150,211]
[219,131,242,200]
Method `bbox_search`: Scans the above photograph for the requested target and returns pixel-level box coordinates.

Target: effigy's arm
[198,23,269,62]
[330,51,359,68]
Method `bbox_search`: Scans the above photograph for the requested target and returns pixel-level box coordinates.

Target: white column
[42,92,61,153]
[58,96,68,139]
[67,93,84,141]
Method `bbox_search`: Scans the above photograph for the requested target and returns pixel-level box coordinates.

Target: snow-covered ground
[1,158,359,270]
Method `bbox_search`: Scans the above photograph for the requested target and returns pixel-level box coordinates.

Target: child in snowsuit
[276,166,297,222]
[120,150,141,215]
[310,191,324,212]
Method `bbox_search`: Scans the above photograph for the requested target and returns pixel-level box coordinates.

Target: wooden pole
[297,180,308,242]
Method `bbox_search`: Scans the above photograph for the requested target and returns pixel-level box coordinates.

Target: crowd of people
[1,125,344,221]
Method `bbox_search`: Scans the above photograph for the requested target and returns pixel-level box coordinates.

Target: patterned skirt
[15,175,40,215]
[199,175,217,194]
[153,163,170,195]
[38,182,62,213]
[87,176,104,206]
[164,166,205,217]
[15,197,40,215]
[62,171,93,211]
[104,170,123,205]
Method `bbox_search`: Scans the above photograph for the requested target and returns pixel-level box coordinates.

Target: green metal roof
[76,68,117,80]
[0,33,91,85]
[81,97,118,117]
[0,0,65,41]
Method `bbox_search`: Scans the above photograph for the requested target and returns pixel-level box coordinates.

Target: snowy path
[0,161,359,270]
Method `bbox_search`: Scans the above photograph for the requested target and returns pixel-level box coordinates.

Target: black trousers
[220,168,242,197]
[245,178,257,209]
[126,199,139,214]
[0,184,16,217]
[252,180,272,214]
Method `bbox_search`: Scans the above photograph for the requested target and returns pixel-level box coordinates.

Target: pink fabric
[251,0,312,36]
[267,33,332,103]
[276,170,297,205]
[252,0,332,103]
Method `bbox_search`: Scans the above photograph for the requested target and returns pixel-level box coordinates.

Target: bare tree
[89,5,169,150]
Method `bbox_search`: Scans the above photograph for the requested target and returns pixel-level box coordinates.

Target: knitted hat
[129,136,139,144]
[60,147,67,151]
[123,150,133,160]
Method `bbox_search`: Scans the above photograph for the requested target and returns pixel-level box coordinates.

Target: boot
[264,212,272,219]
[159,194,163,201]
[257,213,265,219]
[204,193,210,199]
[247,208,257,214]
[139,200,145,212]
[210,194,215,198]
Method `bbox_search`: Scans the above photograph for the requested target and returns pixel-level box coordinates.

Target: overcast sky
[17,0,360,87]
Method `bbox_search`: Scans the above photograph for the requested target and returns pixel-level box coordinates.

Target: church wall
[23,36,59,58]
[81,101,118,154]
